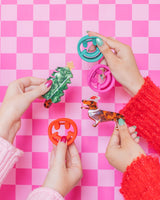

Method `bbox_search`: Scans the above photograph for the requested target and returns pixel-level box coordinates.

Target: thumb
[25,80,52,102]
[88,31,124,56]
[118,118,131,146]
[96,37,118,66]
[55,136,67,166]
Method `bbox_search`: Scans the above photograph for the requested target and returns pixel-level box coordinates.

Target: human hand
[43,138,82,197]
[0,77,52,143]
[106,119,145,172]
[88,31,145,96]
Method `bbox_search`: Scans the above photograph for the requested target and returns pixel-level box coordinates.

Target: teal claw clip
[77,35,103,62]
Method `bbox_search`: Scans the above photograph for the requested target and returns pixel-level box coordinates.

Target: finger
[107,126,120,148]
[134,136,140,143]
[99,57,108,66]
[131,133,137,140]
[25,86,49,100]
[88,45,96,52]
[88,31,127,58]
[49,144,57,168]
[68,143,81,168]
[18,77,46,88]
[49,149,55,168]
[25,85,46,100]
[25,85,38,93]
[66,149,72,168]
[128,126,137,134]
[24,80,52,103]
[118,118,132,146]
[95,37,118,65]
[4,77,45,100]
[54,136,67,167]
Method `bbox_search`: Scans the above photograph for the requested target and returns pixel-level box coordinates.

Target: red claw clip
[48,118,77,146]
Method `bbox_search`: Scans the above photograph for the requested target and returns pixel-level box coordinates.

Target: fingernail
[136,136,140,139]
[96,37,104,46]
[135,131,138,135]
[133,125,137,129]
[118,118,125,126]
[45,80,52,88]
[86,30,90,33]
[61,136,67,143]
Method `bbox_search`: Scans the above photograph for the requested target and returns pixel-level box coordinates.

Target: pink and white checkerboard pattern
[0,0,160,199]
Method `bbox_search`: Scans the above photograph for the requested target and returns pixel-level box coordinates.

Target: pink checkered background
[0,0,160,199]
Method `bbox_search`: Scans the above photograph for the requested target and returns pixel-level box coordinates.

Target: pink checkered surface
[0,0,160,199]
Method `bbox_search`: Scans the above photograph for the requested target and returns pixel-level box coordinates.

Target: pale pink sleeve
[0,137,23,186]
[26,187,64,200]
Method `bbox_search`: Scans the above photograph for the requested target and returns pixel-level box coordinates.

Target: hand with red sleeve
[88,31,160,154]
[106,118,160,200]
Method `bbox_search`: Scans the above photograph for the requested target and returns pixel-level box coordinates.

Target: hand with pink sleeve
[43,138,83,197]
[27,138,82,200]
[0,77,52,186]
[0,77,52,144]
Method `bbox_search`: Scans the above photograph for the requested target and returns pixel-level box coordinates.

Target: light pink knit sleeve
[0,137,23,186]
[27,187,64,200]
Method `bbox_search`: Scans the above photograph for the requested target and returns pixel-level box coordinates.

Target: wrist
[43,181,65,197]
[0,114,13,143]
[0,123,10,142]
[40,186,64,199]
[128,77,145,96]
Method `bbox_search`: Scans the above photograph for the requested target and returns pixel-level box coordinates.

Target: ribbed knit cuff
[120,77,160,154]
[120,155,160,200]
[27,187,64,200]
[0,137,23,185]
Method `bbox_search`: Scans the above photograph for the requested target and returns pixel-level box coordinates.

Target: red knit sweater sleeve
[120,77,160,154]
[120,155,160,200]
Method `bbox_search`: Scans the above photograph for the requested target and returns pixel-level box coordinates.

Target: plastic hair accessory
[88,64,115,93]
[43,62,74,108]
[77,35,103,62]
[81,96,125,127]
[48,118,77,146]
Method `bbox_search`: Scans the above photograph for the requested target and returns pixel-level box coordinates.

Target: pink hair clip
[87,64,115,93]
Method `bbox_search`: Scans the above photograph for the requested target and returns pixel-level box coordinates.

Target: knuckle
[101,45,110,53]
[8,80,16,88]
[38,85,45,94]
[125,44,133,52]
[119,125,127,132]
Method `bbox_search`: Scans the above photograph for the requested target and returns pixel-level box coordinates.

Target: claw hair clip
[43,62,74,108]
[48,118,77,146]
[88,64,115,93]
[77,35,103,62]
[81,96,124,127]
[77,36,115,92]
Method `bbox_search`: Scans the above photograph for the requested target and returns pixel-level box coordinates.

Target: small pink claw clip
[87,64,115,93]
